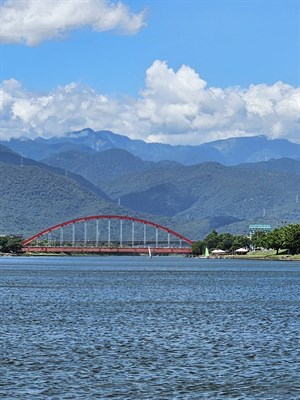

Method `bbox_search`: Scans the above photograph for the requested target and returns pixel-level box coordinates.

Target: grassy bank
[230,250,300,261]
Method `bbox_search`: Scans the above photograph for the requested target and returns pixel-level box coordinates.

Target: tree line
[0,236,23,254]
[192,223,300,255]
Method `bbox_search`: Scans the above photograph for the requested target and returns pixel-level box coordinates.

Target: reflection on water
[1,256,300,399]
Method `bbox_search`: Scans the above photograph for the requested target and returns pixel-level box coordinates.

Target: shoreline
[1,252,300,261]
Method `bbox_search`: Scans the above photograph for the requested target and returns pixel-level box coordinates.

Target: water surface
[1,256,300,399]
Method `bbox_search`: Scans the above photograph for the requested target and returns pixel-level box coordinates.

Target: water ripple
[0,257,300,399]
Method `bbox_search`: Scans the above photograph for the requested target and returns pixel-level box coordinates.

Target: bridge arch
[22,215,193,246]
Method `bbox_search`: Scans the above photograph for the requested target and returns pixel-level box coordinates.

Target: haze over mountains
[1,129,300,239]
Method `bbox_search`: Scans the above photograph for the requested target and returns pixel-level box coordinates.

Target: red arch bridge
[22,215,193,255]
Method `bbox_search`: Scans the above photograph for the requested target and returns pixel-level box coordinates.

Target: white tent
[211,249,227,255]
[234,248,249,254]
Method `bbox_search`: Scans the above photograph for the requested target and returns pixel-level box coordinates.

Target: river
[1,256,300,399]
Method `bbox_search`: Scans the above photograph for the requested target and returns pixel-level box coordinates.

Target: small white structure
[211,249,227,256]
[234,248,249,255]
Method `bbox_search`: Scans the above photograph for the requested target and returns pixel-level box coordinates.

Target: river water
[0,256,300,399]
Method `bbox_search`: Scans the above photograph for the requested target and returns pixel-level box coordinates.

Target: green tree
[250,231,267,250]
[283,224,300,255]
[265,228,285,254]
[232,235,250,251]
[203,230,219,251]
[192,240,204,255]
[217,233,234,251]
[0,236,23,253]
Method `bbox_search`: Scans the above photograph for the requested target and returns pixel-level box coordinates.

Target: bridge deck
[23,246,192,255]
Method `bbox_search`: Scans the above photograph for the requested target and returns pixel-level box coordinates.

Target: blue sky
[1,0,299,144]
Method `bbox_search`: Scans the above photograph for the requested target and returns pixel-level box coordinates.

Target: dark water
[1,256,300,399]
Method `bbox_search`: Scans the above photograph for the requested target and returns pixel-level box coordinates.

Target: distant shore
[1,251,300,261]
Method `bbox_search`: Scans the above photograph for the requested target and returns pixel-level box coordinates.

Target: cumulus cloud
[0,0,146,46]
[1,61,299,144]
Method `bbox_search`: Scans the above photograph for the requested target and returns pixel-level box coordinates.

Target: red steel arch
[22,215,193,246]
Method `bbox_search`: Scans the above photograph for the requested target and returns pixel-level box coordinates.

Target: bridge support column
[84,221,87,247]
[132,222,135,247]
[120,219,123,247]
[96,219,99,247]
[144,224,146,246]
[108,219,111,246]
[156,228,158,248]
[168,232,170,248]
[60,227,63,247]
[72,223,75,247]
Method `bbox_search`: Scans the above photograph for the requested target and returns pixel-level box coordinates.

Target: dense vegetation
[251,224,300,255]
[192,224,300,255]
[0,235,23,253]
[192,230,250,255]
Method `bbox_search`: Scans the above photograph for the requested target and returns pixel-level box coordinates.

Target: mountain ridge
[2,129,299,165]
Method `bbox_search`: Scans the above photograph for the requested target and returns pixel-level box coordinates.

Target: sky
[0,0,299,145]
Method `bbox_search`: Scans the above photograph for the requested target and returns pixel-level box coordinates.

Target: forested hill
[0,163,123,236]
[102,160,300,224]
[0,149,196,238]
[0,145,110,201]
[40,147,300,225]
[42,148,181,190]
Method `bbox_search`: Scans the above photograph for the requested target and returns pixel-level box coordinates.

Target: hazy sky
[1,0,299,144]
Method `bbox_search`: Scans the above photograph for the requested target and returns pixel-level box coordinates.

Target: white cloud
[1,61,299,144]
[0,0,146,46]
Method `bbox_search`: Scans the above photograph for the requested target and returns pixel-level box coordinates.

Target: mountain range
[2,128,300,165]
[1,130,300,239]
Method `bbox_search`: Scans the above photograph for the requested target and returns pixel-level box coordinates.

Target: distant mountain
[41,145,300,226]
[2,136,95,161]
[0,144,17,154]
[3,128,299,165]
[238,158,300,175]
[98,160,300,226]
[42,148,181,190]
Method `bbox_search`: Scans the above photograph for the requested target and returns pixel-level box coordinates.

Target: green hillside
[42,148,180,189]
[41,147,300,231]
[0,145,110,201]
[104,161,300,225]
[0,164,122,236]
[0,163,202,240]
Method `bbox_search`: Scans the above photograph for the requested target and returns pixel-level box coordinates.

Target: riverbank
[225,250,300,261]
[1,250,300,261]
